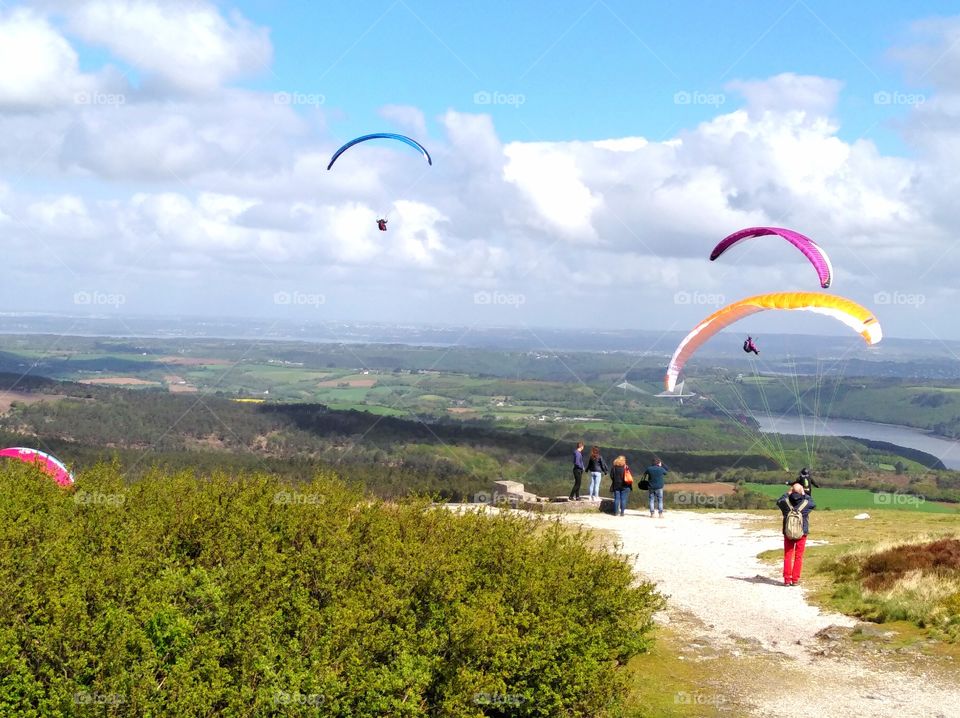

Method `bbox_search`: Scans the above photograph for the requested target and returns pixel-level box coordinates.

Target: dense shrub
[0,462,663,716]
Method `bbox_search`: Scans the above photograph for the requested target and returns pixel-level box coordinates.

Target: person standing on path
[777,483,817,586]
[570,442,585,501]
[585,445,607,501]
[609,455,631,516]
[643,457,668,518]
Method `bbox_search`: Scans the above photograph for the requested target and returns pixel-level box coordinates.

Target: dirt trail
[562,509,960,718]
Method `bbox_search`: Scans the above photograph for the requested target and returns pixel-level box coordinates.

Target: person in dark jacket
[570,442,585,501]
[796,468,819,496]
[609,455,630,516]
[585,446,608,501]
[643,457,668,518]
[776,483,816,586]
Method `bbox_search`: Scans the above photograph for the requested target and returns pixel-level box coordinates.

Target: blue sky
[3,1,960,340]
[233,0,946,153]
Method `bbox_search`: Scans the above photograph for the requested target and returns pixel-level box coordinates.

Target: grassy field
[744,482,959,513]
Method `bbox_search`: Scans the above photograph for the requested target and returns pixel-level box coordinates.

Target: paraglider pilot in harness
[791,467,819,496]
[377,218,388,232]
[743,336,759,355]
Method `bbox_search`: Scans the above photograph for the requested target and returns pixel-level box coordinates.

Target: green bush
[0,462,663,716]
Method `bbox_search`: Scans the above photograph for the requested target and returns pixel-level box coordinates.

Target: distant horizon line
[0,310,947,346]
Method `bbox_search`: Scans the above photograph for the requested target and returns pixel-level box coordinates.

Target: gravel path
[562,508,960,718]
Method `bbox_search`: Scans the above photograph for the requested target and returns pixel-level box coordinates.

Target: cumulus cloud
[56,0,272,94]
[377,105,428,139]
[0,8,122,110]
[726,73,844,119]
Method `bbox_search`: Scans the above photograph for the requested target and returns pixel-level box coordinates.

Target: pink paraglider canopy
[710,227,834,289]
[0,447,74,486]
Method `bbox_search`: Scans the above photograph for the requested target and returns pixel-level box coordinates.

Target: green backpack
[784,499,808,540]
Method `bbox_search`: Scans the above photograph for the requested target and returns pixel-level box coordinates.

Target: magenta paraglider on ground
[0,447,74,486]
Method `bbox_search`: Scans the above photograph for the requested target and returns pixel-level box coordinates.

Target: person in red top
[743,336,759,355]
[377,218,388,231]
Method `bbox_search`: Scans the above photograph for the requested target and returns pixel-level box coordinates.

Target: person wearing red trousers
[776,483,816,586]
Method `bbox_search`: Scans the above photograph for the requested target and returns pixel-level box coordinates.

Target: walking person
[777,483,816,586]
[585,445,607,501]
[643,456,668,518]
[570,442,585,501]
[609,455,631,516]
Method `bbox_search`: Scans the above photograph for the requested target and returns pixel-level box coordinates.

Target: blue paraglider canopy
[326,133,432,170]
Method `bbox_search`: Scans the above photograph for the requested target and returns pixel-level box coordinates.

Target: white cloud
[892,17,960,93]
[726,73,843,119]
[504,141,603,242]
[378,105,428,139]
[58,0,271,94]
[0,8,118,110]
